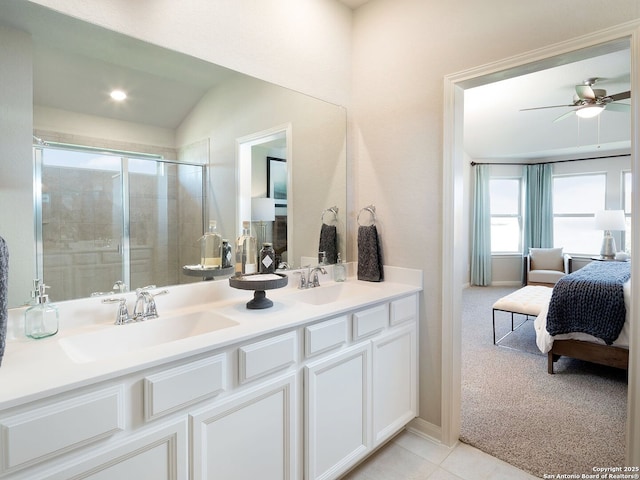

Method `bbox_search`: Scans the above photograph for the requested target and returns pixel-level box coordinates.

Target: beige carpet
[460,286,627,478]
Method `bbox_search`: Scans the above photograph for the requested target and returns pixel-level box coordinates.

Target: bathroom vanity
[0,266,421,480]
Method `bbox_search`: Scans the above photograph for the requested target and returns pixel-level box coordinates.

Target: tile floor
[342,430,539,480]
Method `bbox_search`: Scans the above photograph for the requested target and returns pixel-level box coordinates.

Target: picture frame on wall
[267,157,287,207]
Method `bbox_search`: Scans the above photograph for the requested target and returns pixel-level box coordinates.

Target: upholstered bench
[492,285,553,345]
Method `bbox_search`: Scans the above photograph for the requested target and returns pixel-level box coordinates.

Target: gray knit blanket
[546,261,630,345]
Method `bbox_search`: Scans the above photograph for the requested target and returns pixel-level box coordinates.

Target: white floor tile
[342,430,538,480]
[426,467,466,480]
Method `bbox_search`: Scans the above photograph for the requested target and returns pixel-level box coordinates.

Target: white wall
[351,0,640,433]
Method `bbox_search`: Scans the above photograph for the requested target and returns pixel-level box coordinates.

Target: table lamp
[251,197,275,247]
[595,210,626,260]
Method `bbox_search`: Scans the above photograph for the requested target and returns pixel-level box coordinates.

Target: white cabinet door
[48,420,188,480]
[305,342,371,480]
[190,374,297,480]
[372,323,417,447]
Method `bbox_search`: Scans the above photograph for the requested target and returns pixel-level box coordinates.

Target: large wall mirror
[0,2,346,308]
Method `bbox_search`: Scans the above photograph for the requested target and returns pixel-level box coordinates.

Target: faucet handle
[102,297,131,325]
[145,289,169,320]
[293,271,307,289]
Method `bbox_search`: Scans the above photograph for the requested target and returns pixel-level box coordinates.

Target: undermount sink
[59,310,238,363]
[293,282,376,305]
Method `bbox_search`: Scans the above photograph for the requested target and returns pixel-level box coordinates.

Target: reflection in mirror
[0,3,346,307]
[34,144,206,302]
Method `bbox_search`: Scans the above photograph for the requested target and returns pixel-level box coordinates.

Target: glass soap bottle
[25,283,59,339]
[260,243,275,274]
[236,221,257,274]
[201,220,222,268]
[334,252,346,282]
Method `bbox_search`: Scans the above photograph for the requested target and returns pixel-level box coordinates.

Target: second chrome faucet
[294,266,327,289]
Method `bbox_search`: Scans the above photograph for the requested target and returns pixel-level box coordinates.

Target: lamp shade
[251,197,275,222]
[594,210,626,231]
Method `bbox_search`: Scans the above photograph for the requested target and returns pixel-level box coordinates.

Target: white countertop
[0,266,422,410]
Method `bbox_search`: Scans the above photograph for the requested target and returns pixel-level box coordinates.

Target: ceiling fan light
[575,104,604,119]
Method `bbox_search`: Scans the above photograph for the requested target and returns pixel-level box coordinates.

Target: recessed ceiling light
[110,90,127,101]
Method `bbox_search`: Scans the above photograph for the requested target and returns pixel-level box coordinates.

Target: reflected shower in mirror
[35,144,206,302]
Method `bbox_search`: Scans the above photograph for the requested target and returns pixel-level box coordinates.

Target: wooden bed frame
[547,339,629,374]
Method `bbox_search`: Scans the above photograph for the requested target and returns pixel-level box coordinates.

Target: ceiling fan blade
[608,91,631,102]
[553,110,576,123]
[605,103,630,112]
[520,104,574,111]
[575,85,596,100]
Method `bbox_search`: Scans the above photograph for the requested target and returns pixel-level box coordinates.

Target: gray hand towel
[318,224,338,264]
[0,236,8,366]
[357,225,383,282]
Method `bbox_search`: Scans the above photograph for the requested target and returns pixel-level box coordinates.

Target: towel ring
[321,206,339,225]
[357,205,377,226]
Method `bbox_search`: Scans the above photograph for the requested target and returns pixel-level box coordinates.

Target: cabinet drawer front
[239,331,296,384]
[352,304,388,340]
[144,354,226,421]
[0,385,125,474]
[305,316,348,358]
[390,295,417,326]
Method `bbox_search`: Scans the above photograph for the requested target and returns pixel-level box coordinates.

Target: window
[552,174,605,254]
[489,178,521,253]
[623,171,632,252]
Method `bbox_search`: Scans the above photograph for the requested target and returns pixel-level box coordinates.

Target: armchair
[524,247,572,287]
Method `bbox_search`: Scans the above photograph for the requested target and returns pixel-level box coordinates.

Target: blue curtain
[471,164,492,286]
[523,163,554,253]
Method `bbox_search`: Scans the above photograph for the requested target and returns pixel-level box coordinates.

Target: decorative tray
[182,265,235,280]
[229,273,288,309]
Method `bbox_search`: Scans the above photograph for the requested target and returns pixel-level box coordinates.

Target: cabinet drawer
[352,304,388,340]
[305,316,348,358]
[144,354,226,421]
[390,295,417,326]
[239,331,296,384]
[0,385,125,474]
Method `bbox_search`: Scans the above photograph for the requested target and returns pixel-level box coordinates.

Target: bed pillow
[529,247,563,271]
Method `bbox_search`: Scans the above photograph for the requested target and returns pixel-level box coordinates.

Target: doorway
[442,24,640,465]
[237,124,292,265]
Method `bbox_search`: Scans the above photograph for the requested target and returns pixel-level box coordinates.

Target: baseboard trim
[405,417,446,445]
[490,281,521,287]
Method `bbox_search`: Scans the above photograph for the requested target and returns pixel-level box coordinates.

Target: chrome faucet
[308,266,327,287]
[101,286,168,325]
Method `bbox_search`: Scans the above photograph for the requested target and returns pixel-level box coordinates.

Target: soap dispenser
[334,253,346,282]
[25,282,59,339]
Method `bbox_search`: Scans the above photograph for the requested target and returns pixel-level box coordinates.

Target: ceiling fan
[521,77,631,122]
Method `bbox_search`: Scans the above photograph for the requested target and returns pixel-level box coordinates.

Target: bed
[533,260,631,374]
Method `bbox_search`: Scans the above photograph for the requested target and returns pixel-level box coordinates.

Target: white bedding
[534,279,631,353]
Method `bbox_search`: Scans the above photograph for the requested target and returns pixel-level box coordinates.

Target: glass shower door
[38,148,125,301]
